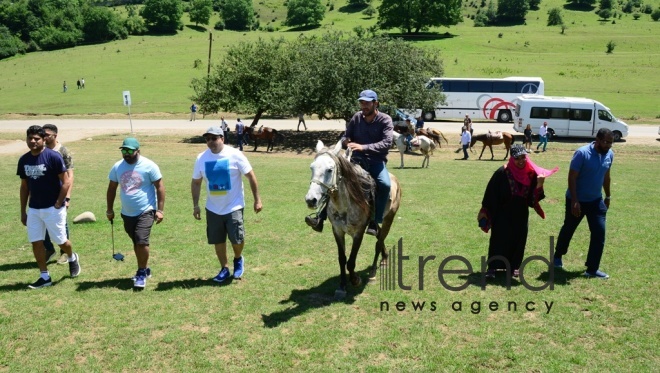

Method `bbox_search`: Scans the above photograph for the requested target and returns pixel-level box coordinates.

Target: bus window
[550,108,569,119]
[530,107,550,119]
[492,81,517,93]
[598,110,613,121]
[570,109,593,121]
[469,81,492,93]
[447,80,468,92]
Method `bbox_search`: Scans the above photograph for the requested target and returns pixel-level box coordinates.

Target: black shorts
[206,208,245,245]
[121,210,155,245]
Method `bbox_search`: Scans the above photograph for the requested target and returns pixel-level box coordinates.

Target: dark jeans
[537,135,548,151]
[555,198,607,272]
[236,133,244,150]
[462,144,469,159]
[44,223,70,253]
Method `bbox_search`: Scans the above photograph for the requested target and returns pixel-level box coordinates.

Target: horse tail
[439,131,449,145]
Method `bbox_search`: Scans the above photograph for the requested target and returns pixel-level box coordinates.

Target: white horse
[391,132,437,168]
[305,140,401,299]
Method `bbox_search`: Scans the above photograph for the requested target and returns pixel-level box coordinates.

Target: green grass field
[0,0,659,122]
[1,131,658,371]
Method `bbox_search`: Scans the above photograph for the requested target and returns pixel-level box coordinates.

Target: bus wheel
[423,111,435,121]
[613,131,622,142]
[497,110,512,123]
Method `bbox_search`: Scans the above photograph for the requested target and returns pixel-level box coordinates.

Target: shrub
[652,8,660,21]
[214,20,225,30]
[643,4,653,14]
[598,8,612,19]
[606,40,616,53]
[633,13,641,19]
[547,8,563,26]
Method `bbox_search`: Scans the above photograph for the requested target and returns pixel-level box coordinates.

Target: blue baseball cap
[358,89,378,102]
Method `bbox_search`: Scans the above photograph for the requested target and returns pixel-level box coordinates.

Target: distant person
[63,81,67,93]
[404,118,414,151]
[537,122,548,152]
[190,102,198,122]
[415,116,424,134]
[17,125,80,289]
[554,129,615,279]
[297,113,307,131]
[220,116,229,133]
[524,124,533,151]
[478,144,557,279]
[464,114,473,135]
[460,126,471,160]
[81,78,85,89]
[42,124,74,265]
[76,79,81,90]
[235,118,245,151]
[106,137,166,290]
[191,126,262,283]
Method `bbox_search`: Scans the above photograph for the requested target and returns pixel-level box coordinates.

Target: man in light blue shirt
[106,138,166,290]
[554,129,614,279]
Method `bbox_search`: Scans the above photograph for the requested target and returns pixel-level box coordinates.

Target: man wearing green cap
[106,137,166,290]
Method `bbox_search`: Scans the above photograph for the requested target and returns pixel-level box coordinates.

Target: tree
[377,0,462,34]
[191,32,445,125]
[0,25,27,59]
[599,0,614,10]
[285,0,325,27]
[82,6,128,42]
[598,8,612,19]
[497,0,529,22]
[140,0,183,34]
[547,7,563,26]
[221,0,255,31]
[566,0,597,8]
[363,5,376,18]
[529,0,542,10]
[189,0,213,26]
[652,8,660,21]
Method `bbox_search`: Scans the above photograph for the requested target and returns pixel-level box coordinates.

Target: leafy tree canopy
[189,0,213,26]
[191,32,445,125]
[285,0,325,27]
[221,0,255,31]
[140,0,183,34]
[377,0,462,34]
[497,0,530,22]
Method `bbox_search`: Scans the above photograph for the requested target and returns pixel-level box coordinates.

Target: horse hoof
[334,289,347,300]
[350,275,362,287]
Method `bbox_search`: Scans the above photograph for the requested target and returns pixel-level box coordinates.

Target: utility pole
[204,32,213,119]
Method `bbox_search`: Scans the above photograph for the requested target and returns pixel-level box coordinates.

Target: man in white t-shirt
[191,126,263,283]
[537,122,549,152]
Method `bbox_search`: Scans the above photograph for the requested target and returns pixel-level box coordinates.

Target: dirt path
[1,119,657,154]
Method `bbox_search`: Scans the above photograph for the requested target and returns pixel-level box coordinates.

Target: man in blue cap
[306,89,393,236]
[106,137,166,290]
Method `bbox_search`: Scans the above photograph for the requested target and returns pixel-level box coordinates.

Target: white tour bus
[513,95,628,142]
[423,77,544,123]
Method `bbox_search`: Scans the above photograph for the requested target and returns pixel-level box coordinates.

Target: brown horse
[422,128,449,148]
[245,125,283,152]
[470,131,515,160]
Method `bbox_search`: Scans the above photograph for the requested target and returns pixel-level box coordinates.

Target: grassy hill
[0,0,659,122]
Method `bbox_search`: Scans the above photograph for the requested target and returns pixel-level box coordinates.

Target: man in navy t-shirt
[17,125,80,289]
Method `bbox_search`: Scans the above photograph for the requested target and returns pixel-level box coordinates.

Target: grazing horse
[245,125,282,152]
[470,131,515,160]
[305,140,401,300]
[391,132,436,168]
[423,128,449,148]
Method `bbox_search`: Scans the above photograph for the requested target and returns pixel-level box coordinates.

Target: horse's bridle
[310,152,341,196]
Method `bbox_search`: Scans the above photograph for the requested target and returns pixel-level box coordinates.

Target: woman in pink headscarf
[478,144,559,279]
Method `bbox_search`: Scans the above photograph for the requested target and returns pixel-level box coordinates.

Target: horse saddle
[487,131,503,140]
[410,139,421,147]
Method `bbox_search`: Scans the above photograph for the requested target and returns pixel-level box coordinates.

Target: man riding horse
[305,89,393,236]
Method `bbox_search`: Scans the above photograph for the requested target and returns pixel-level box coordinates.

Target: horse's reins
[309,151,346,216]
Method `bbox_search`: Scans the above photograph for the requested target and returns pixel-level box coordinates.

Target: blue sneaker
[553,257,563,268]
[132,268,151,280]
[133,269,147,289]
[213,267,231,283]
[233,256,244,279]
[584,270,609,279]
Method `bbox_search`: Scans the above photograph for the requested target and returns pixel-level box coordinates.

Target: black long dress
[481,166,544,271]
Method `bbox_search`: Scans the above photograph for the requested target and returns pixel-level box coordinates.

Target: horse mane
[318,149,373,216]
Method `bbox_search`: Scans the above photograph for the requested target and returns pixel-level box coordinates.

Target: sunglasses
[121,148,136,155]
[205,136,222,142]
